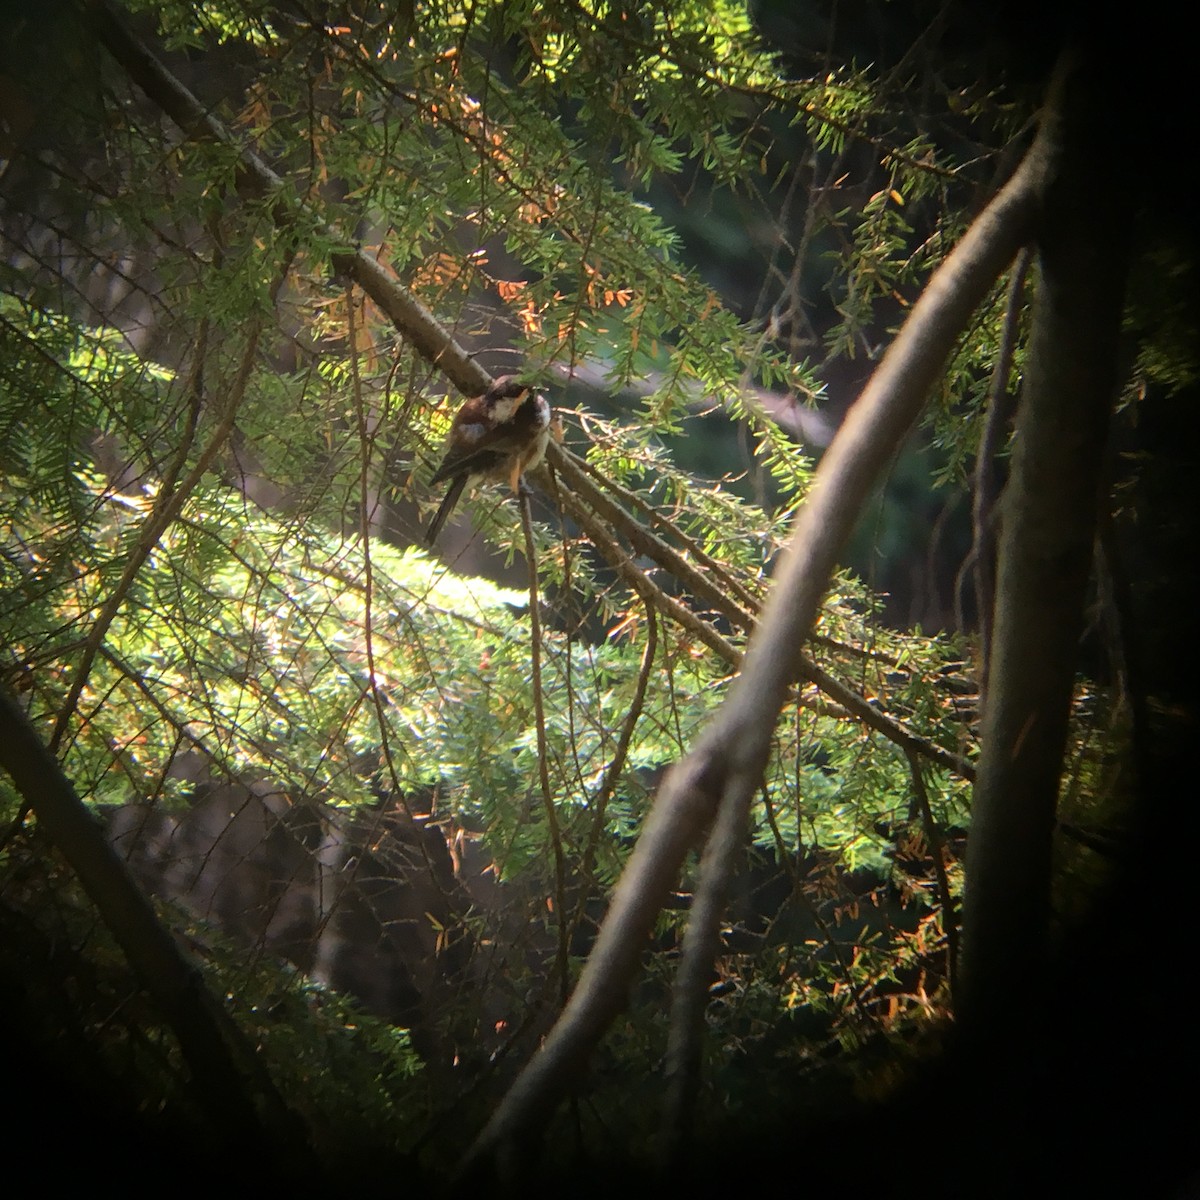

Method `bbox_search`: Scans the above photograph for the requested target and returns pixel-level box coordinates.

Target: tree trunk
[957,48,1133,1025]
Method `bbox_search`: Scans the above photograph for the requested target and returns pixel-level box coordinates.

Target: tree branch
[47,322,259,753]
[87,0,489,398]
[957,50,1134,1025]
[0,688,310,1162]
[905,747,959,995]
[521,486,571,1007]
[92,0,966,794]
[971,245,1032,694]
[459,83,1047,1179]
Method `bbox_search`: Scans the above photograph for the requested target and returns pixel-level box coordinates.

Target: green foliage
[0,832,429,1155]
[2,0,1162,1172]
[0,0,969,1117]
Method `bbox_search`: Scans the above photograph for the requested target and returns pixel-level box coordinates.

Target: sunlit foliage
[3,0,1155,1166]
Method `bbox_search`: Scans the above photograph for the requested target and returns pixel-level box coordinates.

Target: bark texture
[957,49,1133,1024]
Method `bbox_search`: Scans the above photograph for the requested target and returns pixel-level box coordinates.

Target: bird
[424,375,552,546]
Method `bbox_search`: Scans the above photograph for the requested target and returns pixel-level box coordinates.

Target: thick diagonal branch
[88,0,490,398]
[93,2,971,788]
[459,88,1048,1179]
[0,689,309,1161]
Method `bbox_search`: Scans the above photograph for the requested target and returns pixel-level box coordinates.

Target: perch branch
[459,84,1048,1178]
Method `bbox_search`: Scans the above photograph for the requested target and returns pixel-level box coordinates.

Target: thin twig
[550,445,757,634]
[799,656,975,782]
[571,602,659,934]
[48,322,260,753]
[568,442,765,617]
[971,245,1032,694]
[557,444,976,781]
[521,487,570,1008]
[555,482,743,667]
[904,748,959,997]
[347,283,414,819]
[460,98,1046,1179]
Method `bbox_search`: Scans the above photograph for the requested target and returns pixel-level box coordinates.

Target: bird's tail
[424,475,467,546]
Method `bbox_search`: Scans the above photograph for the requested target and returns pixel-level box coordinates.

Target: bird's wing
[429,422,535,485]
[428,419,489,485]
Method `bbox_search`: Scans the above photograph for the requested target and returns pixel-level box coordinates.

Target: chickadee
[424,375,552,546]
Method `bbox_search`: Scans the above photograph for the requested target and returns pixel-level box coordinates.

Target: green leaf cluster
[8,0,1134,1152]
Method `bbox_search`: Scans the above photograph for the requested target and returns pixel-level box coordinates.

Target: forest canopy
[0,1,1192,1192]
